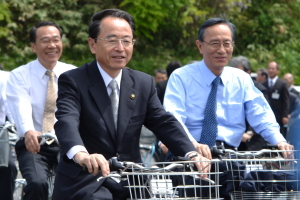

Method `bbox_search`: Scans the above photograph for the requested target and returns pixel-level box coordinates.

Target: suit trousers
[0,147,17,200]
[15,139,59,200]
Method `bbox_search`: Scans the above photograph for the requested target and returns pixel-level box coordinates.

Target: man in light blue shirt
[161,18,293,160]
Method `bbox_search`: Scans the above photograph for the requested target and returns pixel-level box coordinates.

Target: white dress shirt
[66,62,122,159]
[0,70,14,125]
[6,59,76,137]
[268,76,278,88]
[164,60,285,147]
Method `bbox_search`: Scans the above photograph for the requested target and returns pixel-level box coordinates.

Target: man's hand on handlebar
[277,141,294,159]
[24,130,42,154]
[74,152,110,176]
[192,142,212,160]
[188,152,211,180]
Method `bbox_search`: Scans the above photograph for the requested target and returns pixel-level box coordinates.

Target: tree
[231,0,300,83]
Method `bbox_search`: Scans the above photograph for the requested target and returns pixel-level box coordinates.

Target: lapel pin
[130,94,135,99]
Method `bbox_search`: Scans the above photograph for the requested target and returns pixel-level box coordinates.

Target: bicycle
[0,121,25,200]
[13,132,59,200]
[95,157,222,199]
[212,144,300,200]
[139,144,160,167]
[139,126,162,166]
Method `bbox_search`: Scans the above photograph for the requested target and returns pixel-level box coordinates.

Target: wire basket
[221,149,300,200]
[119,160,223,200]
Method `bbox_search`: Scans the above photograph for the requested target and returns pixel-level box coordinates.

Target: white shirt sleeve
[6,71,35,137]
[66,145,89,159]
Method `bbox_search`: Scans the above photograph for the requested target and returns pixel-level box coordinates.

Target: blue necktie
[200,77,221,147]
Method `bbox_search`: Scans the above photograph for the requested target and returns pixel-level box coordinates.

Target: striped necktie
[42,71,56,144]
[109,79,119,131]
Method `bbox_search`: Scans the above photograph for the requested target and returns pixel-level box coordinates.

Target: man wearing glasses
[52,9,209,200]
[6,21,76,200]
[160,17,293,199]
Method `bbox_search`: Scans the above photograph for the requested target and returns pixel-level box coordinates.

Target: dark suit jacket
[53,60,195,200]
[253,80,269,102]
[156,80,168,104]
[262,78,290,126]
[290,87,300,97]
[289,92,298,114]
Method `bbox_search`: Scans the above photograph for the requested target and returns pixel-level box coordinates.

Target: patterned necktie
[109,79,119,130]
[199,76,221,147]
[42,71,56,140]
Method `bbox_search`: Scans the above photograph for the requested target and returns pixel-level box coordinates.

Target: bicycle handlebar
[94,157,216,184]
[38,132,59,145]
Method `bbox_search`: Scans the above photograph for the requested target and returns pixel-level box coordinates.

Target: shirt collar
[199,60,224,86]
[268,76,278,84]
[35,59,58,79]
[96,62,122,90]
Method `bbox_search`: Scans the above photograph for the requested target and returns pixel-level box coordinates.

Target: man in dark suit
[284,73,300,97]
[256,68,268,83]
[263,61,290,137]
[229,56,269,151]
[156,61,182,104]
[52,9,209,200]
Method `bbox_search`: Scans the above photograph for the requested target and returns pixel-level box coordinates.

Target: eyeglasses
[40,37,62,45]
[202,41,234,49]
[94,37,136,47]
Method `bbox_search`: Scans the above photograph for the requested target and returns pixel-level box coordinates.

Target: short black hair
[154,69,167,76]
[229,56,251,72]
[166,61,182,77]
[258,68,268,79]
[89,9,135,40]
[198,18,235,42]
[29,21,63,43]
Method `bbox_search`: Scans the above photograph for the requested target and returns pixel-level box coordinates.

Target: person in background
[229,56,269,151]
[52,9,208,200]
[6,21,76,200]
[154,68,167,83]
[263,61,290,138]
[256,68,268,83]
[284,73,300,97]
[0,69,17,200]
[156,61,182,104]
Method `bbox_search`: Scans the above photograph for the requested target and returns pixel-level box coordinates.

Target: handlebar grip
[108,157,125,171]
[263,144,278,150]
[211,147,225,158]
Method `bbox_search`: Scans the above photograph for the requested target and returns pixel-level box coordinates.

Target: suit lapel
[272,79,279,91]
[87,60,116,143]
[116,69,138,146]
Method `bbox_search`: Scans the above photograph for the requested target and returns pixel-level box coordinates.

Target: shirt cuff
[66,145,88,159]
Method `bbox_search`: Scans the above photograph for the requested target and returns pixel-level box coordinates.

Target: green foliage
[231,0,300,83]
[0,1,11,38]
[0,0,299,84]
